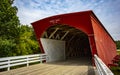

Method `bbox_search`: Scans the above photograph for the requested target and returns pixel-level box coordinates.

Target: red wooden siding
[90,15,117,66]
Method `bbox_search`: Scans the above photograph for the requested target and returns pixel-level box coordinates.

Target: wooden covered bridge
[32,10,117,66]
[0,10,117,75]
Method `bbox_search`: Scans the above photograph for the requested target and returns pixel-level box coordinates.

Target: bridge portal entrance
[40,24,92,62]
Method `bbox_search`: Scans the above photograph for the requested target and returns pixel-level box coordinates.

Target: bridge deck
[0,57,96,75]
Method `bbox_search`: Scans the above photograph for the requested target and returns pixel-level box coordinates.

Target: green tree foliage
[16,25,40,55]
[0,0,20,57]
[0,0,20,39]
[115,40,120,49]
[0,0,40,57]
[0,38,16,57]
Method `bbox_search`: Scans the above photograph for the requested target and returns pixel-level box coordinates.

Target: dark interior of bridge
[41,24,92,59]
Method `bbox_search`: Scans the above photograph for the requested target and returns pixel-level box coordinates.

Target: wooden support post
[27,57,29,67]
[61,31,69,40]
[55,34,60,39]
[49,28,59,39]
[8,59,10,71]
[44,31,48,38]
[68,35,75,42]
[40,55,42,63]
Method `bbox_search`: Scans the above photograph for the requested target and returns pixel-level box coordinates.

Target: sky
[13,0,120,40]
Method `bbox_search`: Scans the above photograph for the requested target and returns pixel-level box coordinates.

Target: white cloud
[13,0,120,40]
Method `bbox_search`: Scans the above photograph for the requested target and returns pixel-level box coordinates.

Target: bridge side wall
[40,38,65,62]
[90,16,117,66]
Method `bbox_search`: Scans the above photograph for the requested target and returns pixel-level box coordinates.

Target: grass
[117,50,120,55]
[110,67,120,75]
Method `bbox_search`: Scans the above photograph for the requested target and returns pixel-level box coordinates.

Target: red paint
[90,15,117,66]
[31,10,117,66]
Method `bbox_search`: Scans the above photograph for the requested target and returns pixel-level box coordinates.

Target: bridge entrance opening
[40,24,92,62]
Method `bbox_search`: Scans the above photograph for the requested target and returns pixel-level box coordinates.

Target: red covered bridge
[31,10,117,67]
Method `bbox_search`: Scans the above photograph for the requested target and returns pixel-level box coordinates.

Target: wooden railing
[94,54,114,75]
[0,54,47,71]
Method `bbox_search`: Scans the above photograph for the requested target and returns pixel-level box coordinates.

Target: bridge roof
[31,10,114,42]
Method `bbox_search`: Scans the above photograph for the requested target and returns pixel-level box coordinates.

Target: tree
[0,0,20,39]
[115,40,120,49]
[16,25,40,55]
[0,0,40,57]
[0,0,20,57]
[0,38,16,57]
